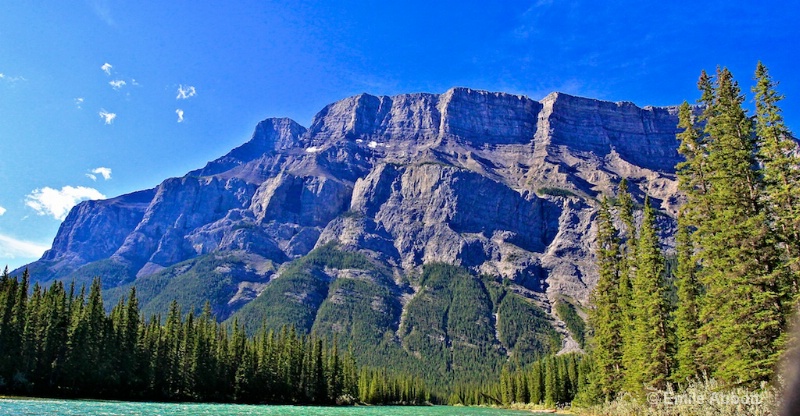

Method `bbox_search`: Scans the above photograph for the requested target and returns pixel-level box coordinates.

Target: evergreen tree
[753,61,800,298]
[528,361,543,404]
[693,67,786,386]
[587,197,623,399]
[615,179,637,388]
[543,357,556,407]
[672,221,700,382]
[624,197,673,393]
[672,101,704,382]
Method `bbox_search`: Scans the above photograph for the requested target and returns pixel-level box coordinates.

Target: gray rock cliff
[19,87,684,353]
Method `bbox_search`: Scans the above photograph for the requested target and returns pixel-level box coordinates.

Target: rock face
[19,87,683,355]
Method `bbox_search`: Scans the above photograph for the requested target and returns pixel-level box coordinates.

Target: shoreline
[469,403,574,414]
[2,396,574,414]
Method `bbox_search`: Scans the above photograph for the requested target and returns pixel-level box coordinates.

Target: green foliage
[313,278,399,346]
[688,67,788,386]
[104,253,276,322]
[672,220,700,382]
[580,376,778,416]
[449,353,585,407]
[339,210,365,219]
[752,61,800,307]
[555,300,585,348]
[623,197,673,394]
[587,197,623,400]
[583,63,799,407]
[0,271,443,405]
[400,263,501,384]
[230,255,562,392]
[230,242,380,335]
[64,259,135,290]
[496,291,561,362]
[536,187,578,198]
[615,179,637,385]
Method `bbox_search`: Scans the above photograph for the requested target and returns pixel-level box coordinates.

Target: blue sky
[1,0,798,270]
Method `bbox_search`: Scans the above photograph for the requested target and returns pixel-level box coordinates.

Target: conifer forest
[1,63,798,413]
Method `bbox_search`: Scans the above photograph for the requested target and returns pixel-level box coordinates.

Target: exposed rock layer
[20,88,684,352]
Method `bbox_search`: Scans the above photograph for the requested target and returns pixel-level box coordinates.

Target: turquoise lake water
[0,398,552,416]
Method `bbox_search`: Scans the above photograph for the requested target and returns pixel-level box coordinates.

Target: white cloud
[176,85,196,100]
[176,109,184,123]
[368,141,378,149]
[86,167,112,181]
[101,62,113,75]
[305,146,321,153]
[0,234,49,260]
[130,78,139,86]
[109,79,126,89]
[99,109,116,124]
[26,186,106,221]
[75,97,84,108]
[0,206,6,216]
[91,0,115,26]
[0,72,26,83]
[91,167,112,180]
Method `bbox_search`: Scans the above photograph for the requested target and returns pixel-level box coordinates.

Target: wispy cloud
[98,109,116,124]
[85,167,112,181]
[176,85,197,100]
[0,234,49,260]
[0,206,6,216]
[26,186,106,221]
[75,97,84,109]
[176,109,184,123]
[90,0,115,25]
[109,79,126,90]
[101,62,113,75]
[0,72,27,84]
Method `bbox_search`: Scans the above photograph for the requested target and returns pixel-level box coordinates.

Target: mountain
[17,87,683,381]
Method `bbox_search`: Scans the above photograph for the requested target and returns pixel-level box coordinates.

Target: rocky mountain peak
[19,87,686,355]
[192,117,307,178]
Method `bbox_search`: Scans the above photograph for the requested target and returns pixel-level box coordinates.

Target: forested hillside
[580,63,797,413]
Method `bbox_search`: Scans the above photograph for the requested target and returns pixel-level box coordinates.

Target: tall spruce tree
[672,102,703,381]
[588,197,623,399]
[672,221,700,382]
[615,179,637,386]
[624,197,673,393]
[753,62,800,299]
[694,67,786,386]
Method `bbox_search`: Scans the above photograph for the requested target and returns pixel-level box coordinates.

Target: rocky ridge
[20,87,683,356]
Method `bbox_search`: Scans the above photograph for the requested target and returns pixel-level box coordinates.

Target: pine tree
[119,287,140,393]
[528,361,543,404]
[672,101,704,382]
[515,370,529,404]
[588,197,623,399]
[624,197,673,393]
[694,67,786,386]
[672,220,700,382]
[753,62,800,299]
[615,179,637,387]
[544,357,556,407]
[327,336,342,402]
[164,299,183,397]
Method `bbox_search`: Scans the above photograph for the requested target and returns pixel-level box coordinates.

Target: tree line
[586,62,799,402]
[448,353,588,407]
[0,270,434,404]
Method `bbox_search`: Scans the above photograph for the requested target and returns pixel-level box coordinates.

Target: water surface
[0,398,552,416]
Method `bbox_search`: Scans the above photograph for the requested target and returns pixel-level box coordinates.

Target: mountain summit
[19,88,682,368]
